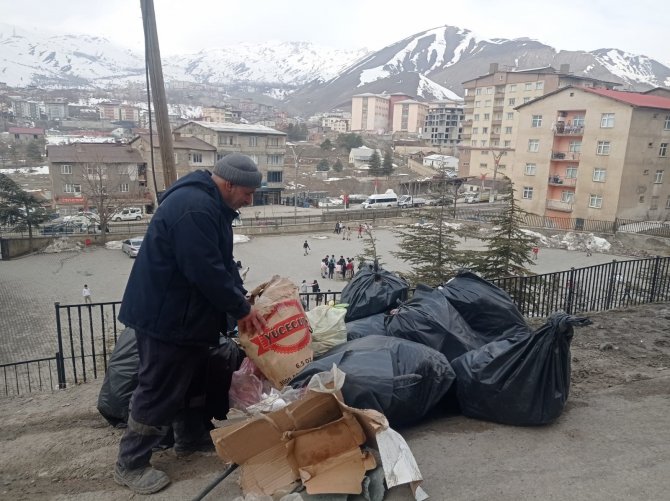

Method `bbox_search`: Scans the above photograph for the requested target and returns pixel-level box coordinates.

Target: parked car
[111,208,143,221]
[121,237,143,257]
[41,221,86,235]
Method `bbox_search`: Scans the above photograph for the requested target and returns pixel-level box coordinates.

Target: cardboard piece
[238,275,313,389]
[211,390,427,499]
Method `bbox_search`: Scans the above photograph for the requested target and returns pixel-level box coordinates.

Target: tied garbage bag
[307,304,348,356]
[340,263,409,322]
[290,335,455,426]
[97,327,138,427]
[345,313,389,341]
[452,312,591,426]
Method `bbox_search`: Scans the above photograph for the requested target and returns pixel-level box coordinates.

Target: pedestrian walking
[312,280,322,305]
[357,224,363,238]
[82,284,92,305]
[303,240,311,256]
[299,280,309,309]
[328,257,335,279]
[586,244,592,257]
[532,246,539,260]
[320,259,328,279]
[113,153,267,495]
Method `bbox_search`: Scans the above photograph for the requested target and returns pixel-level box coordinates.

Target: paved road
[0,219,632,364]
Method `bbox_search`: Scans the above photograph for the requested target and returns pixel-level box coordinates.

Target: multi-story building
[98,101,120,121]
[321,114,351,133]
[47,143,149,215]
[512,86,670,222]
[351,93,391,133]
[392,99,428,135]
[44,99,69,121]
[174,121,287,204]
[459,63,619,179]
[423,100,464,149]
[129,132,217,206]
[8,127,45,143]
[10,98,41,119]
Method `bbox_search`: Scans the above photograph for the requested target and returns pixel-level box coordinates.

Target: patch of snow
[234,234,251,244]
[43,238,82,253]
[1,166,49,175]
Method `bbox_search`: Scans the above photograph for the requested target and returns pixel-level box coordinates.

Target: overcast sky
[4,0,669,65]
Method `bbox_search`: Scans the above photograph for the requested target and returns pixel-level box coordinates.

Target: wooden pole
[140,0,177,189]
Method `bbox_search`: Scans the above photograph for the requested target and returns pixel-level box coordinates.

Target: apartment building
[424,100,464,149]
[201,105,242,123]
[321,114,351,133]
[459,64,619,179]
[47,143,149,215]
[44,99,69,121]
[512,86,670,222]
[351,93,391,133]
[392,99,428,134]
[174,121,287,204]
[129,132,217,206]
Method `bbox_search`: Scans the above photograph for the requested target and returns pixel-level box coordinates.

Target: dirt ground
[1,302,669,501]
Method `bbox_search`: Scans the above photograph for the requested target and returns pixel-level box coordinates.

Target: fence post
[54,302,66,389]
[605,260,618,310]
[648,256,661,303]
[565,267,576,314]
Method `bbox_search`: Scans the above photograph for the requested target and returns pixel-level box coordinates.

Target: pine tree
[316,158,330,171]
[467,183,538,279]
[368,150,381,176]
[0,173,52,247]
[332,158,343,172]
[392,201,467,287]
[320,138,333,150]
[356,225,384,269]
[381,150,394,177]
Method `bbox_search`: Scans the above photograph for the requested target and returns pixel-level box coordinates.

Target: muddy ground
[0,302,668,501]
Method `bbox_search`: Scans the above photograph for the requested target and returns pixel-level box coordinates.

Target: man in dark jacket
[113,154,266,495]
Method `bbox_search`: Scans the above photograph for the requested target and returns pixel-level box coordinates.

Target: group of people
[334,221,369,240]
[320,254,355,280]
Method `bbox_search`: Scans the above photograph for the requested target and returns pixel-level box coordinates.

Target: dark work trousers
[117,332,210,470]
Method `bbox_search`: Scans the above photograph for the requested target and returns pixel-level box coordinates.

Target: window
[508,84,516,92]
[482,127,489,134]
[650,196,659,210]
[524,82,532,91]
[120,183,129,193]
[485,100,491,107]
[266,171,282,183]
[660,143,668,157]
[480,140,488,147]
[484,113,490,120]
[531,115,543,127]
[507,112,514,120]
[596,140,611,155]
[476,88,482,95]
[666,196,670,209]
[528,139,540,152]
[471,140,477,147]
[535,81,544,90]
[474,114,480,121]
[524,163,537,175]
[486,87,493,94]
[588,194,603,208]
[479,163,488,168]
[175,153,179,163]
[593,168,607,182]
[522,186,534,199]
[60,164,72,175]
[475,100,481,108]
[508,98,516,106]
[523,97,531,104]
[248,136,258,147]
[665,115,670,130]
[505,126,513,134]
[218,135,234,146]
[189,152,203,163]
[561,191,574,203]
[504,140,512,147]
[267,137,280,147]
[654,170,664,183]
[573,115,585,127]
[566,166,578,178]
[569,141,582,153]
[472,127,479,135]
[481,150,489,155]
[64,183,81,194]
[600,113,615,128]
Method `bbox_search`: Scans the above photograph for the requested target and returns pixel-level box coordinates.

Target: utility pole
[287,143,303,220]
[140,0,176,189]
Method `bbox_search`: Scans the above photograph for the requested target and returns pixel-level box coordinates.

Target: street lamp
[286,142,303,220]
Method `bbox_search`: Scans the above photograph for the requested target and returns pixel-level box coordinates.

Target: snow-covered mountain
[2,23,670,115]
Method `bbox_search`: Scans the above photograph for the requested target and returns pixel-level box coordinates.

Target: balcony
[460,133,472,140]
[554,124,584,136]
[551,151,580,162]
[546,199,573,212]
[492,106,504,113]
[548,175,577,187]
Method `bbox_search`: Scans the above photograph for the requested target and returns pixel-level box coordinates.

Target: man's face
[220,181,255,210]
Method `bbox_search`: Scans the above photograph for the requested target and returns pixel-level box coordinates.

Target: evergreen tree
[0,173,52,247]
[332,158,343,172]
[316,158,330,171]
[467,183,538,279]
[320,138,333,150]
[392,198,467,287]
[368,150,381,176]
[381,150,394,177]
[336,133,363,152]
[26,140,43,162]
[356,225,384,269]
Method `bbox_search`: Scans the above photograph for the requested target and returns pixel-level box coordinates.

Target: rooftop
[178,121,286,136]
[47,143,144,163]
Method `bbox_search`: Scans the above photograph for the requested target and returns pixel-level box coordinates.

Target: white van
[361,191,398,209]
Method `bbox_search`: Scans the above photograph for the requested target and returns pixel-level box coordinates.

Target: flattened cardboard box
[211,391,427,499]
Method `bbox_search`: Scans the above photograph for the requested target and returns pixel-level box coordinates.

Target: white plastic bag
[306,304,348,356]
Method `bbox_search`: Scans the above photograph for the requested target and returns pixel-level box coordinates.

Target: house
[174,121,287,205]
[47,143,149,215]
[348,146,382,169]
[511,86,670,222]
[422,154,459,172]
[8,127,45,143]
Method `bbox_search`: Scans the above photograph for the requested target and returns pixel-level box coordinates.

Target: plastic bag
[306,304,348,356]
[345,313,389,341]
[340,264,409,322]
[290,336,455,426]
[97,327,138,427]
[452,312,591,426]
[229,357,268,411]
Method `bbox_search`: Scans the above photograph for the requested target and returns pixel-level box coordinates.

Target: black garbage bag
[205,338,245,420]
[451,312,591,426]
[97,327,138,427]
[340,263,409,322]
[384,284,488,362]
[438,271,529,341]
[290,335,455,426]
[345,313,389,340]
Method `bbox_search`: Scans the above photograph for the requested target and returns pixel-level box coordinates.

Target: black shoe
[114,463,170,494]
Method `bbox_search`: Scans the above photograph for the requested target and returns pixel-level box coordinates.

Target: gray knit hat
[212,153,262,188]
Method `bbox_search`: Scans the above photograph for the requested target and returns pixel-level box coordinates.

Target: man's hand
[237,305,267,335]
